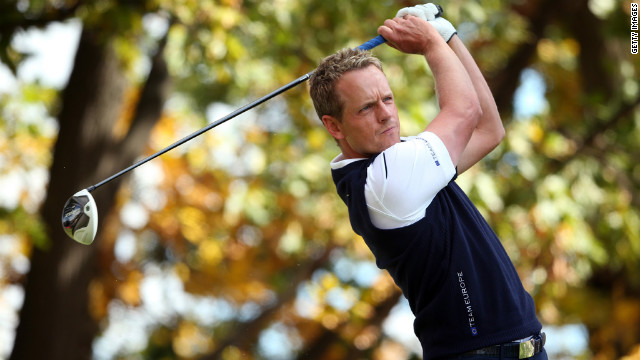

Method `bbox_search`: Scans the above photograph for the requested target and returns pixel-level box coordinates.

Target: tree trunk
[10,24,171,360]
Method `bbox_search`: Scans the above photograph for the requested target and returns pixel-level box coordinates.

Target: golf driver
[62,35,387,245]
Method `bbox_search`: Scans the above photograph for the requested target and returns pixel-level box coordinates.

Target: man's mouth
[380,126,396,135]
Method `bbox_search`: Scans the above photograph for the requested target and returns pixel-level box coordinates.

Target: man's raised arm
[378,16,482,167]
[448,35,504,174]
[393,3,504,173]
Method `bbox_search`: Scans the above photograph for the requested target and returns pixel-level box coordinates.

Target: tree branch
[553,94,640,170]
[201,247,335,359]
[488,0,558,117]
[0,2,82,35]
[296,289,402,360]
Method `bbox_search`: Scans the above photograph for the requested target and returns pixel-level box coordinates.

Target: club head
[62,189,98,245]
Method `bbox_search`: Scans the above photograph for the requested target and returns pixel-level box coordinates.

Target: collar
[330,153,367,170]
[329,136,411,170]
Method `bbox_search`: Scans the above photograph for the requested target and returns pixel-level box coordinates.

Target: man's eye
[383,96,393,102]
[360,105,372,112]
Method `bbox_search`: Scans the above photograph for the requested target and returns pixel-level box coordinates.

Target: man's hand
[378,16,440,55]
[396,3,457,43]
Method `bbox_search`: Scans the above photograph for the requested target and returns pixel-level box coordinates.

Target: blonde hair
[309,48,383,121]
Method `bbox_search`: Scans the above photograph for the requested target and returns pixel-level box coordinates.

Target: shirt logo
[419,137,441,166]
[458,271,478,336]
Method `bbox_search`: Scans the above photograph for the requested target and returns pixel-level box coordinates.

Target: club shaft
[87,35,386,193]
[88,72,311,192]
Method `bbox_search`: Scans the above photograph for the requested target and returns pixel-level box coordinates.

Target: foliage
[1,0,640,359]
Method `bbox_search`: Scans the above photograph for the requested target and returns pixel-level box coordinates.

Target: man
[308,4,547,360]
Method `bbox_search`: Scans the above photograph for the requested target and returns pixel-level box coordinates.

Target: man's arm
[392,3,504,174]
[448,35,505,174]
[378,16,482,167]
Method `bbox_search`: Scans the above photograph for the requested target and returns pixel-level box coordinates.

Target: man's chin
[383,137,401,149]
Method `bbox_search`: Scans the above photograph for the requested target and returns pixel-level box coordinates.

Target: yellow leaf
[173,321,213,358]
[198,239,223,266]
[178,206,207,243]
[320,273,339,290]
[118,271,143,306]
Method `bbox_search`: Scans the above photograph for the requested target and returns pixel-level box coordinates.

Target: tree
[4,2,171,359]
[1,0,639,359]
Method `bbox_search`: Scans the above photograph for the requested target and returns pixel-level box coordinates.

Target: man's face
[323,65,400,158]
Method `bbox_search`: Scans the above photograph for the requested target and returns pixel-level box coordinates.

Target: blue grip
[357,35,387,50]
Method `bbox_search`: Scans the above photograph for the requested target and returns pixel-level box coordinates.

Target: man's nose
[376,101,393,121]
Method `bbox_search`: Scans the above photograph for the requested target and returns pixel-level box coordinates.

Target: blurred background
[0,0,638,359]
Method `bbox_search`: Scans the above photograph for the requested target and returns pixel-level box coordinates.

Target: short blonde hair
[309,48,383,121]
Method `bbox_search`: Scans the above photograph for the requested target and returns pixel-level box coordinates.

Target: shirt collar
[329,153,366,170]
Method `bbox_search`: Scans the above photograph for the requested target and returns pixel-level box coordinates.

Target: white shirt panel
[364,132,456,229]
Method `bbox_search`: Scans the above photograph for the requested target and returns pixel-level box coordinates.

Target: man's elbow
[455,100,482,140]
[465,98,483,129]
[443,96,483,137]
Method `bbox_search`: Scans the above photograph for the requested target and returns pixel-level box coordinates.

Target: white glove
[396,3,441,20]
[395,3,457,43]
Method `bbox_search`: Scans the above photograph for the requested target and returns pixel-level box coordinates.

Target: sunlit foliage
[1,0,640,359]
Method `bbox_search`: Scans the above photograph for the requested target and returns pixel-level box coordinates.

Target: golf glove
[396,3,457,43]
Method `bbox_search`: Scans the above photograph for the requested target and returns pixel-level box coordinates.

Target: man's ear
[322,115,345,140]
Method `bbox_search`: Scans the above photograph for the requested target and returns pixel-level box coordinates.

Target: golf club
[62,35,387,245]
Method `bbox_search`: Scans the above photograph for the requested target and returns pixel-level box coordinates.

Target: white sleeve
[364,131,456,229]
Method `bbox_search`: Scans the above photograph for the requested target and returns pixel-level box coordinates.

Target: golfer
[309,4,547,359]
